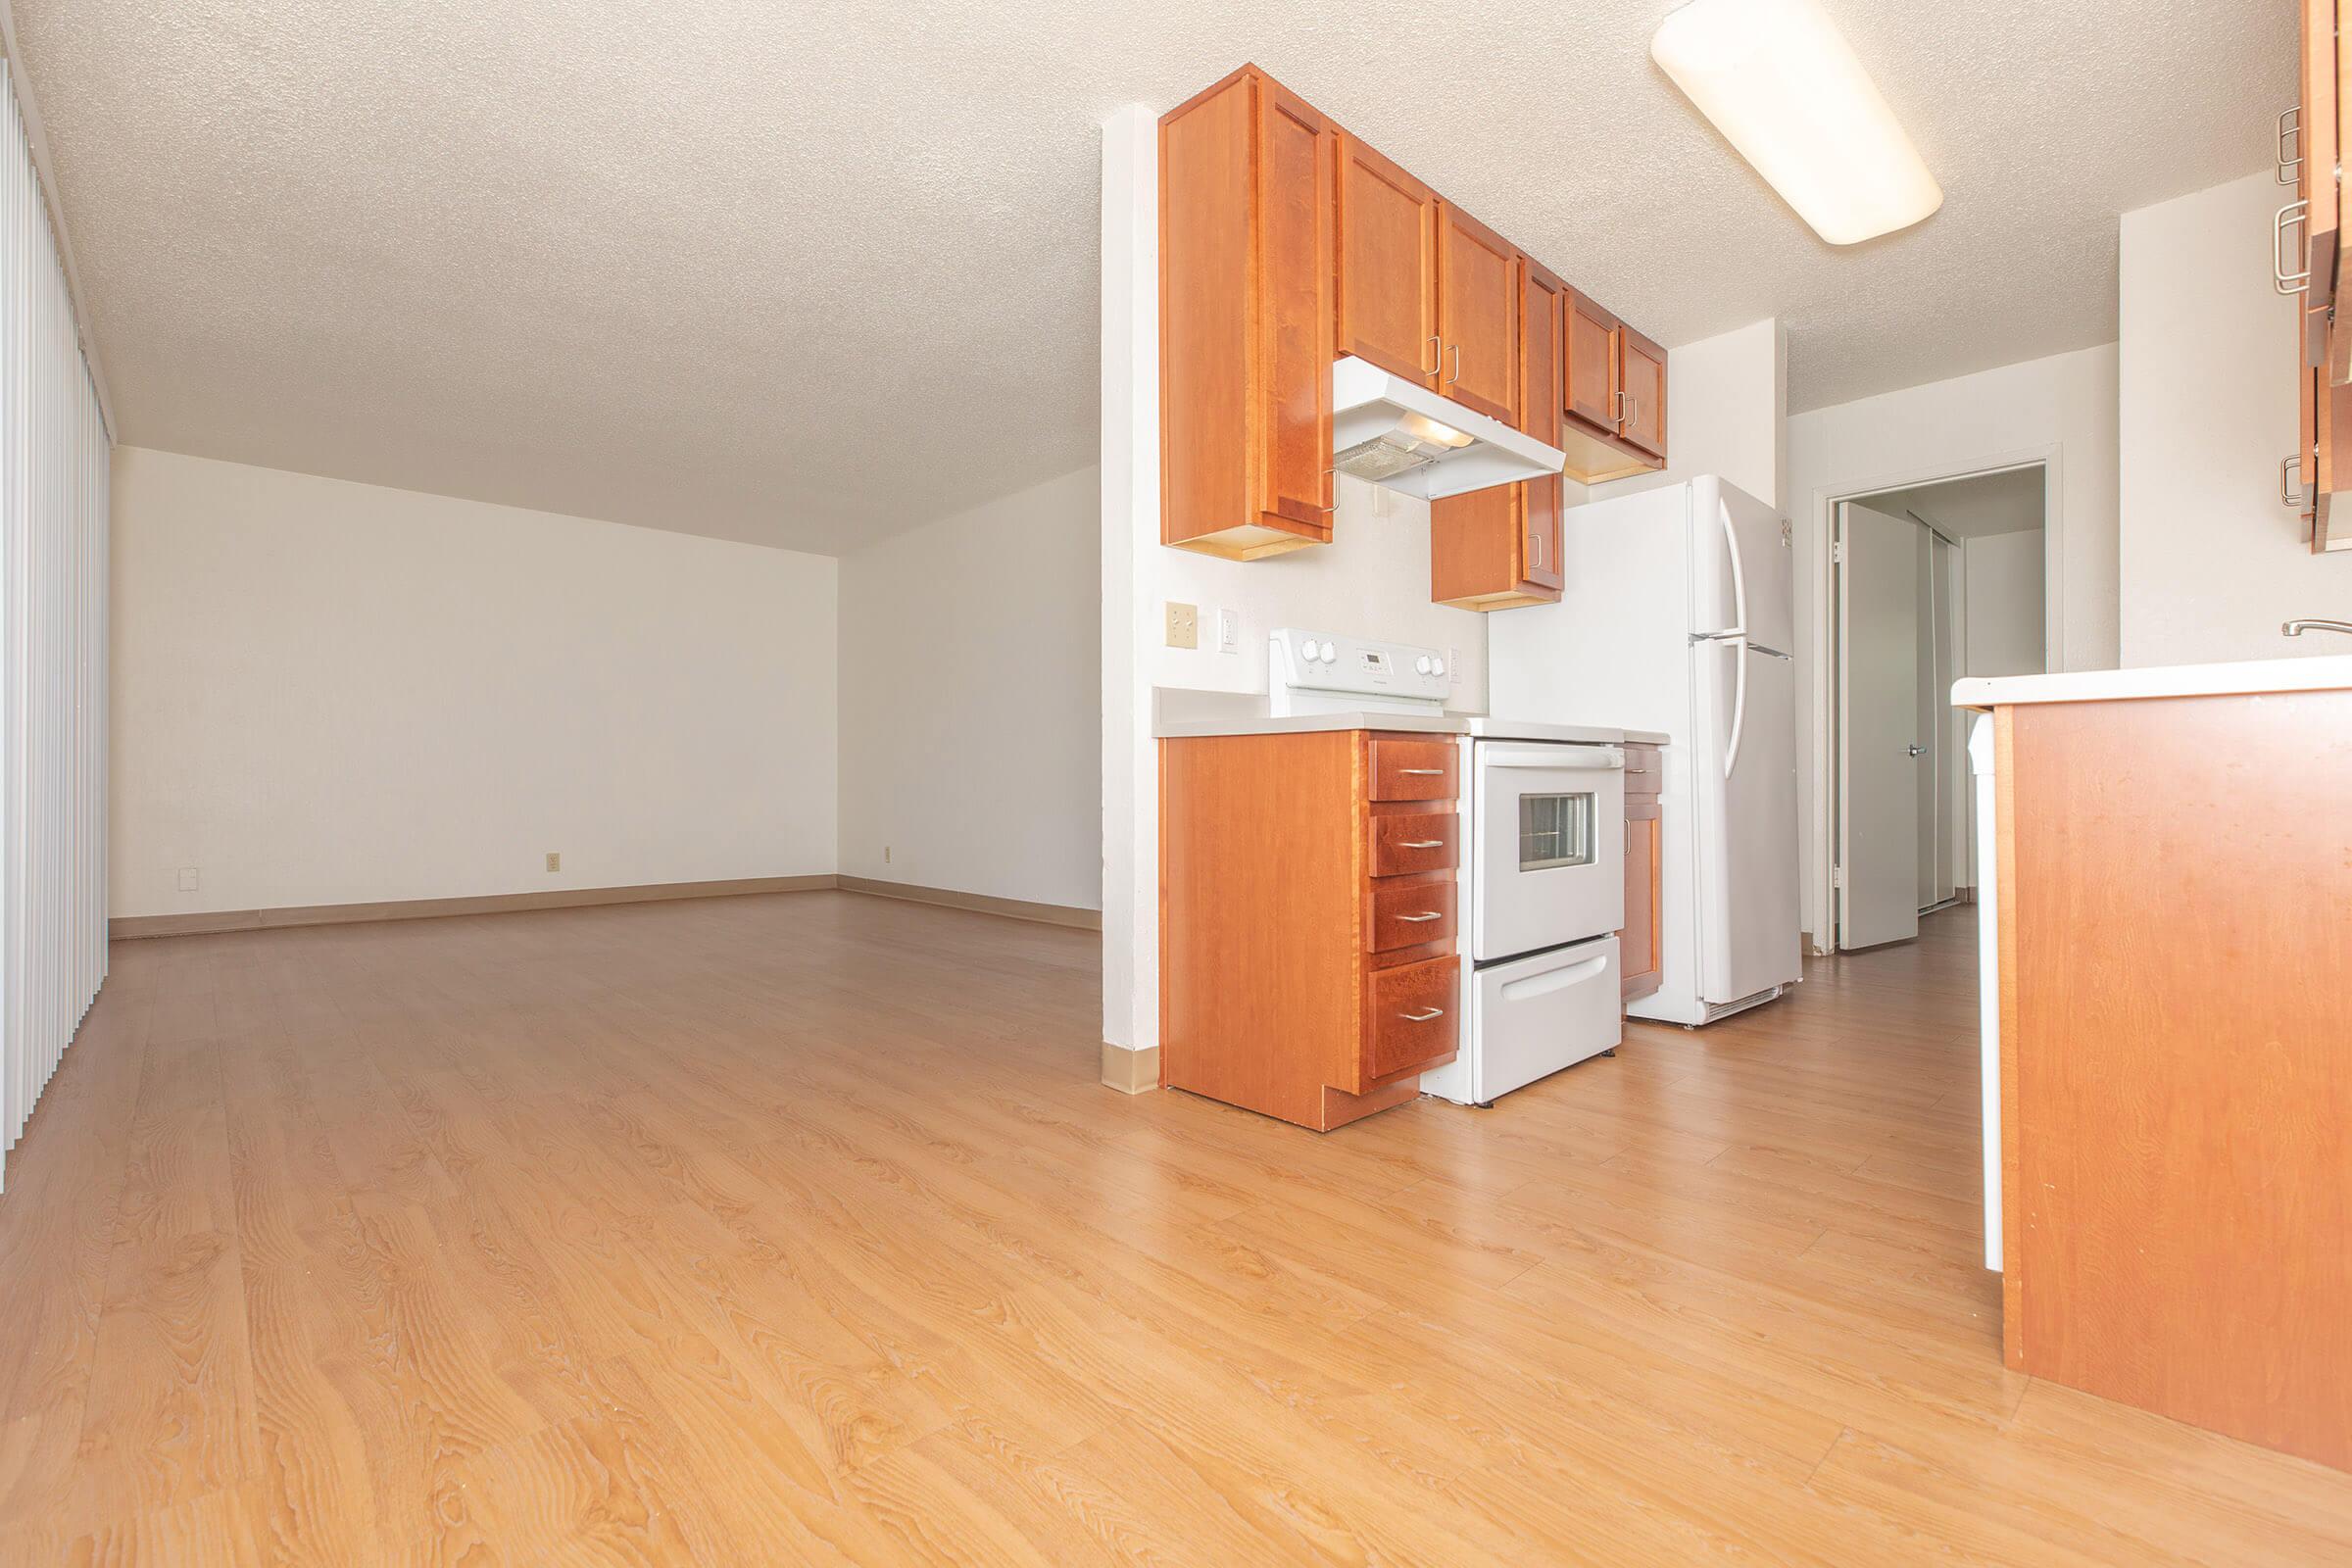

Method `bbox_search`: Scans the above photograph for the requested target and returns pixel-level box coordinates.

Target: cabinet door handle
[1397,767,1446,776]
[1396,910,1446,923]
[2283,453,2307,506]
[1399,1006,1446,1022]
[1530,531,1545,569]
[2280,106,2303,185]
[1397,839,1446,849]
[1423,334,1442,377]
[1612,389,1627,426]
[2278,199,2312,294]
[1446,344,1461,386]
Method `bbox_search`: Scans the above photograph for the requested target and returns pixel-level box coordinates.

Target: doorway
[1834,465,2047,952]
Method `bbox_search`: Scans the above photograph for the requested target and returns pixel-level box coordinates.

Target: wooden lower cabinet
[1160,728,1459,1131]
[1620,743,1663,1002]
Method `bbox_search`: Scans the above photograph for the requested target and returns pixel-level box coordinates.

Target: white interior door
[1838,503,1923,951]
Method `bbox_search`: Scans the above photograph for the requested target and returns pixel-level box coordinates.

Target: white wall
[2118,172,2352,664]
[838,466,1101,911]
[111,447,838,917]
[1787,343,2119,944]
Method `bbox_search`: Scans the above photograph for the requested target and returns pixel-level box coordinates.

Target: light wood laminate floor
[0,892,2346,1564]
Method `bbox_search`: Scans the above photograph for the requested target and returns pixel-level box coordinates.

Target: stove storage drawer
[1367,735,1457,801]
[1366,875,1456,953]
[1361,955,1459,1084]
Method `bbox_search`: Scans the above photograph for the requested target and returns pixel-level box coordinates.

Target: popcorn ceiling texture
[9,1,2291,554]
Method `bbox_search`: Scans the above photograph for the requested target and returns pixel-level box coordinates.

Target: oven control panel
[1270,628,1452,704]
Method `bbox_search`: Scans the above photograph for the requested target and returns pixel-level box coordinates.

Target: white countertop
[1952,655,2352,710]
[1151,688,1667,745]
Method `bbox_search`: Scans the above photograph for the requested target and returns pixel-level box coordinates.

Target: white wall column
[1098,103,1158,1087]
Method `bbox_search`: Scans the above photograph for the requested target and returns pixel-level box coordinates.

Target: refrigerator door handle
[1719,497,1749,647]
[1722,635,1749,780]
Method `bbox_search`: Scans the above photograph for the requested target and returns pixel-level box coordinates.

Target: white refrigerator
[1490,475,1802,1026]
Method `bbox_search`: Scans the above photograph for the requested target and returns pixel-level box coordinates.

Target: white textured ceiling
[10,1,2291,554]
[1865,466,2047,539]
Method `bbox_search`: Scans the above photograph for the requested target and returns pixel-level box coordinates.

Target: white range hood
[1330,356,1566,501]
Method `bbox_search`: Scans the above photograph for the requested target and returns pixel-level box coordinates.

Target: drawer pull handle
[1397,767,1446,776]
[1397,839,1446,849]
[1399,1006,1446,1022]
[1396,911,1446,922]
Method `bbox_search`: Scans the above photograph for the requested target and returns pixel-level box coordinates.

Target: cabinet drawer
[1368,811,1458,876]
[1367,877,1456,954]
[1368,735,1457,801]
[1363,956,1459,1081]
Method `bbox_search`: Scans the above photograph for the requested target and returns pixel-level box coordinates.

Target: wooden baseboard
[111,874,840,940]
[1101,1043,1161,1094]
[837,875,1102,932]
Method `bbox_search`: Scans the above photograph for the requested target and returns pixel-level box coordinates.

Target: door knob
[1906,743,1927,757]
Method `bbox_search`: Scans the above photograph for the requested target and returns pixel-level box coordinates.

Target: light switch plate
[176,866,200,892]
[1165,602,1198,649]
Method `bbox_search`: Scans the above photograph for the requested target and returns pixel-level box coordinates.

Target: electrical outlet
[176,866,200,893]
[884,845,893,863]
[545,852,561,873]
[1215,607,1240,654]
[1164,601,1198,649]
[1448,646,1462,687]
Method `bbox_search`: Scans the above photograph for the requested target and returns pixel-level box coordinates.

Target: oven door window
[1518,792,1596,871]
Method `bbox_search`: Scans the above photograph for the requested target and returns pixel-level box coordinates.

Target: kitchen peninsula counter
[1956,658,2352,1472]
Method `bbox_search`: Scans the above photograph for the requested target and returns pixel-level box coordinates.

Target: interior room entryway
[1834,464,2049,952]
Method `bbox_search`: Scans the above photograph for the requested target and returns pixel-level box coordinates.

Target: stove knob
[1414,655,1433,675]
[1318,641,1337,662]
[1431,656,1446,677]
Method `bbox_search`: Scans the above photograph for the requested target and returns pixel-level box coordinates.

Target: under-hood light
[1651,0,1941,246]
[1397,412,1474,450]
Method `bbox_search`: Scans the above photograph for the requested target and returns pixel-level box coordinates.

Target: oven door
[1471,742,1626,962]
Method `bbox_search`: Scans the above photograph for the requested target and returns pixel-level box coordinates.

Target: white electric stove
[1270,629,1626,1105]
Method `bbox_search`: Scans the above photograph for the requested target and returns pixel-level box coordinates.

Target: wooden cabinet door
[2302,0,2338,354]
[1257,79,1335,532]
[1621,804,1661,1000]
[1564,290,1620,434]
[1522,473,1563,594]
[1335,133,1439,386]
[1618,327,1667,460]
[1519,259,1566,451]
[1435,203,1520,425]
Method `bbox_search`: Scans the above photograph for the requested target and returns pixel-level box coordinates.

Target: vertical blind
[0,73,108,1190]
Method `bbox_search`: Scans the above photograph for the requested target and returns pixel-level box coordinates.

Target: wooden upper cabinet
[1557,287,1667,482]
[1435,203,1520,425]
[2301,0,2338,356]
[1519,259,1566,452]
[1334,133,1440,386]
[1159,67,1335,561]
[1430,472,1561,611]
[1564,290,1619,434]
[1618,326,1667,460]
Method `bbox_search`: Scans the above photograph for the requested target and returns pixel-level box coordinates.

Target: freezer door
[1690,640,1802,1006]
[1687,475,1793,656]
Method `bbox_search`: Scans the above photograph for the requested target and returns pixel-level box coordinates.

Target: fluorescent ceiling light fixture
[1652,0,1942,245]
